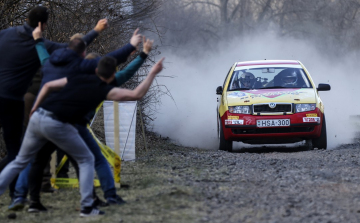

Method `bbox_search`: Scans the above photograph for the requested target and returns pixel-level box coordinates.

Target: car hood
[226,88,316,106]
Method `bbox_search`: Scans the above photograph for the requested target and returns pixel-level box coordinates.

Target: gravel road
[1,135,360,223]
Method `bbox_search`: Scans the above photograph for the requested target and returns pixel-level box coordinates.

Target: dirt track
[1,136,360,223]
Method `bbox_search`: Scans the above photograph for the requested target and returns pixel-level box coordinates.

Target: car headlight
[295,104,316,113]
[228,106,251,114]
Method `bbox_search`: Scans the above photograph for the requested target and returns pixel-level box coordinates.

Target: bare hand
[130,28,142,48]
[150,58,165,75]
[94,19,108,33]
[32,22,42,40]
[142,36,154,54]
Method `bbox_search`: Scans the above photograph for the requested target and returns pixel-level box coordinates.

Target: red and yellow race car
[216,60,331,152]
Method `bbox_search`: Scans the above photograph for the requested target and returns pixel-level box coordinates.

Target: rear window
[228,67,312,91]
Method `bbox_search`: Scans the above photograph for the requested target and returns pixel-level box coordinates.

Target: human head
[96,56,117,80]
[85,52,101,60]
[69,38,86,57]
[239,72,255,88]
[27,6,49,29]
[281,69,298,87]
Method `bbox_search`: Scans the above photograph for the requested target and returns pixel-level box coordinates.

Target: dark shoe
[80,207,105,217]
[8,197,27,211]
[28,202,47,213]
[93,196,108,207]
[106,195,126,205]
[41,183,57,193]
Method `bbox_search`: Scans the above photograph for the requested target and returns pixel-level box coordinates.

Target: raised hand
[130,28,142,48]
[32,22,42,40]
[94,19,108,33]
[150,57,165,75]
[143,36,154,55]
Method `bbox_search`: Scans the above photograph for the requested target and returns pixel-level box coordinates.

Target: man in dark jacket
[0,6,107,199]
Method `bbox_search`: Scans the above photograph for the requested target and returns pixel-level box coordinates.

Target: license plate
[256,119,290,127]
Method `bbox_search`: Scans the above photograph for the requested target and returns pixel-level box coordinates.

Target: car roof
[236,60,300,67]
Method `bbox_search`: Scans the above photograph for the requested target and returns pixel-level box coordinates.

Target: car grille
[253,103,292,113]
[232,127,314,134]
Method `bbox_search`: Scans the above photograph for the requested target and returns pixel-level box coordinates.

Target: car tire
[218,117,233,152]
[305,139,314,150]
[312,113,327,150]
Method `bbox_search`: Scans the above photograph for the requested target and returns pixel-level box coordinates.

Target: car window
[228,67,313,91]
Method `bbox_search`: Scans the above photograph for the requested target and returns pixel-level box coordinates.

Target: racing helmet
[239,72,255,88]
[281,69,298,87]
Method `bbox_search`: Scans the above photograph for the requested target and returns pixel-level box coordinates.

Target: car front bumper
[221,108,323,143]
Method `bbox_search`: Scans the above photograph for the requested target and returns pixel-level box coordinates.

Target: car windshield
[228,67,313,91]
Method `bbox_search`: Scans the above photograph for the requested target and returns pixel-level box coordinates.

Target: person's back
[41,34,138,88]
[41,47,88,87]
[41,75,112,125]
[0,24,43,100]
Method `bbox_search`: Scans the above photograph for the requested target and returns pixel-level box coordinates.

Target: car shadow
[231,144,313,153]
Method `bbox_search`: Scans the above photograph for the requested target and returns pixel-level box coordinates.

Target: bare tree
[158,0,360,57]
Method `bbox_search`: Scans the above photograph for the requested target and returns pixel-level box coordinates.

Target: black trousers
[0,97,24,198]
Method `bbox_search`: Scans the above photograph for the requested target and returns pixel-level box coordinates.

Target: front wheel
[312,113,327,150]
[218,117,233,152]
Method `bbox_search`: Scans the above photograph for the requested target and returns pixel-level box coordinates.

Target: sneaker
[93,196,108,207]
[8,197,27,211]
[28,202,48,213]
[106,195,126,205]
[80,207,105,217]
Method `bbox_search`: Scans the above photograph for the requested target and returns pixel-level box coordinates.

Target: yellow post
[50,152,57,179]
[113,101,121,187]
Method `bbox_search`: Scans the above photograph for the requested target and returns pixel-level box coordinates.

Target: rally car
[216,60,330,152]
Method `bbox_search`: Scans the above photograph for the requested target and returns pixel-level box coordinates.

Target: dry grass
[0,108,203,223]
[0,135,204,223]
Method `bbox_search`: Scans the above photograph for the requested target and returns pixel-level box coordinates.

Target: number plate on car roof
[256,119,290,128]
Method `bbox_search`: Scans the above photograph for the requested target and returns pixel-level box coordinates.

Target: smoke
[151,33,359,150]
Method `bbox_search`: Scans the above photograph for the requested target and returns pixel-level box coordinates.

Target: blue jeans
[75,124,116,199]
[0,109,95,208]
[12,123,116,200]
[13,163,31,199]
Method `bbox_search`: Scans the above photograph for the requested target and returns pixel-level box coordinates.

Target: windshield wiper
[230,88,251,91]
[260,86,299,89]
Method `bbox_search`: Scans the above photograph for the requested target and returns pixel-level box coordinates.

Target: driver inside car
[240,72,255,88]
[231,72,256,89]
[281,71,298,87]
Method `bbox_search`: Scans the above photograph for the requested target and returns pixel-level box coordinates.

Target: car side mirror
[216,86,223,95]
[317,83,331,91]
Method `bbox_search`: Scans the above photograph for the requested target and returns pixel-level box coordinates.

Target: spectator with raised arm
[0,55,165,217]
[0,6,107,202]
[18,23,143,212]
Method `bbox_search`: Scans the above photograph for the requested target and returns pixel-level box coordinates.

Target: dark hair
[97,56,117,79]
[27,6,49,28]
[69,38,86,55]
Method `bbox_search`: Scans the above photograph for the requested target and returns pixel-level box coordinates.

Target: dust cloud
[152,33,359,150]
